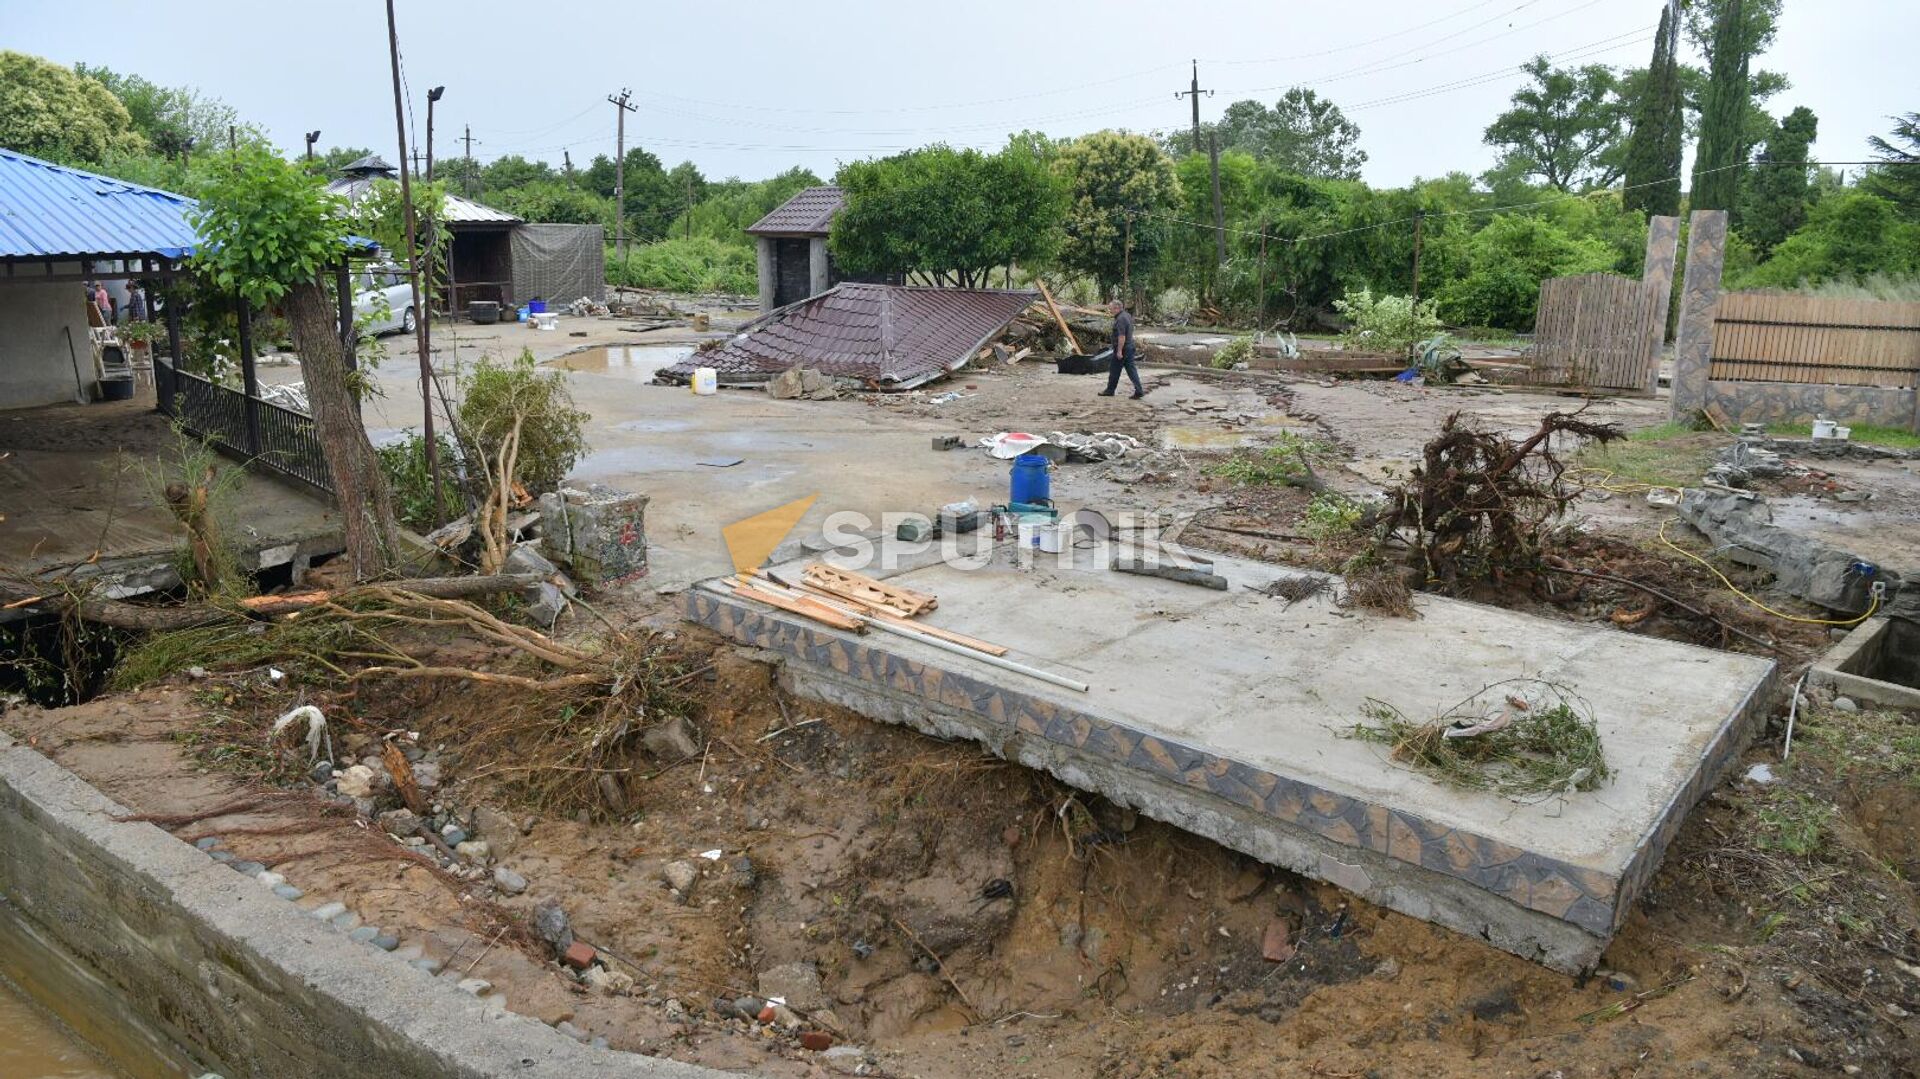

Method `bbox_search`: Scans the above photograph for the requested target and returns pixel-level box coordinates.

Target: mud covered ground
[7,617,1919,1078]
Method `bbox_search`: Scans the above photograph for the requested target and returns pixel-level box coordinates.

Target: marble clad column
[1641,215,1680,395]
[1669,210,1727,419]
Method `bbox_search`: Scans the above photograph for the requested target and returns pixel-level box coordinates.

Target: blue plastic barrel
[1010,454,1051,506]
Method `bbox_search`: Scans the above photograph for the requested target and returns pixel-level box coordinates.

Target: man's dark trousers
[1104,350,1143,395]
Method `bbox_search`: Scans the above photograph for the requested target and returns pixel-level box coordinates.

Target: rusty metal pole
[385,0,443,523]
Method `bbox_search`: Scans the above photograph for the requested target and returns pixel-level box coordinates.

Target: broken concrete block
[559,487,649,586]
[523,582,568,627]
[505,543,559,579]
[641,716,701,761]
[766,366,839,401]
[537,493,573,561]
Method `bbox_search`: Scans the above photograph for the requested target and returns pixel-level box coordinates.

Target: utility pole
[462,125,476,197]
[304,130,321,166]
[562,149,574,178]
[1208,131,1226,269]
[385,0,443,524]
[1174,60,1212,155]
[685,173,694,240]
[410,149,425,178]
[607,89,637,265]
[1411,211,1426,303]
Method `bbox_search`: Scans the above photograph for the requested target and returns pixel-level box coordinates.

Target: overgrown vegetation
[377,432,464,533]
[1209,335,1254,369]
[1333,289,1441,355]
[1573,420,1720,488]
[1205,433,1338,487]
[459,351,588,574]
[1348,680,1610,801]
[607,236,755,294]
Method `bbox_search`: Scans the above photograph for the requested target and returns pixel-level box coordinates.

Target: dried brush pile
[1348,679,1610,802]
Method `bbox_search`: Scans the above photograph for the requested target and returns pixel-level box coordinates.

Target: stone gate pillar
[1641,215,1680,395]
[1670,210,1727,420]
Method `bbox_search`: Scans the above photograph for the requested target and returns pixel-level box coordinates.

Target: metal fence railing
[156,360,333,494]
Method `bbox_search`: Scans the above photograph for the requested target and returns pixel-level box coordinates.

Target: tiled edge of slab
[1611,658,1779,930]
[682,590,1734,940]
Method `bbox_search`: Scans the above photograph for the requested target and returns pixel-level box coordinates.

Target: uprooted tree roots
[116,587,702,815]
[1366,410,1624,602]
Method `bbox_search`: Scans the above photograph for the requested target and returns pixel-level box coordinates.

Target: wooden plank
[802,563,938,616]
[1034,280,1082,355]
[731,581,866,632]
[790,582,1012,656]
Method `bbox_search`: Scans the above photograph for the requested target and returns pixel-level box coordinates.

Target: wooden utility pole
[1208,131,1226,270]
[607,89,637,264]
[385,0,443,524]
[1257,221,1268,327]
[425,86,443,181]
[1174,60,1212,155]
[462,125,476,197]
[1411,211,1426,303]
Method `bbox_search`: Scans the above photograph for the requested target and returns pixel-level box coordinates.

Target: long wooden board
[730,581,865,632]
[790,582,1010,656]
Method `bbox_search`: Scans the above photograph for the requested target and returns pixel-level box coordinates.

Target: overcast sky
[8,0,1914,188]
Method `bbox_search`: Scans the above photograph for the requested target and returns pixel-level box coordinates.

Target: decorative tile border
[682,591,1764,938]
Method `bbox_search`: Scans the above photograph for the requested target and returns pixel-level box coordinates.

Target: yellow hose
[1658,518,1881,627]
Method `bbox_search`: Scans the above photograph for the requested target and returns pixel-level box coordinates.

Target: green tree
[73,64,248,164]
[492,179,611,225]
[0,51,144,164]
[1621,3,1685,216]
[1054,131,1180,296]
[307,145,376,179]
[1738,106,1819,254]
[481,154,556,192]
[831,144,1064,286]
[1170,150,1257,300]
[1743,191,1920,287]
[1482,57,1625,192]
[1862,113,1920,221]
[191,148,399,577]
[1692,0,1775,212]
[673,167,822,246]
[1213,90,1367,179]
[1434,214,1616,329]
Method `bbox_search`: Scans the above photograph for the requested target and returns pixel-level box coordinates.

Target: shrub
[1211,334,1254,369]
[1332,289,1441,355]
[1300,492,1361,540]
[608,236,756,295]
[458,350,588,496]
[376,431,463,532]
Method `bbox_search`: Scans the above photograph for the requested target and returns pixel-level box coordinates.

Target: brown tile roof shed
[662,284,1037,390]
[744,186,845,236]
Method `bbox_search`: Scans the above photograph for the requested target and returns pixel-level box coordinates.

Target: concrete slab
[685,546,1776,972]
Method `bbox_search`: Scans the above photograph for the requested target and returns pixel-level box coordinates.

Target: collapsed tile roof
[661,283,1037,390]
[744,185,845,236]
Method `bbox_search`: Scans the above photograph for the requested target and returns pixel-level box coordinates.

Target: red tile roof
[661,284,1037,389]
[744,186,845,236]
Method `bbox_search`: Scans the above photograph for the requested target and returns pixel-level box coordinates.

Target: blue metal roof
[0,147,200,261]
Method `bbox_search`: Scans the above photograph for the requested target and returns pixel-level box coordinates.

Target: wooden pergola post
[160,257,184,416]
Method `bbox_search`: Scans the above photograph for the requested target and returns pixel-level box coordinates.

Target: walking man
[1098,298,1144,399]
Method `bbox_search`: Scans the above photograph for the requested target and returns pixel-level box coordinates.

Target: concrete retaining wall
[0,732,730,1079]
[0,272,95,409]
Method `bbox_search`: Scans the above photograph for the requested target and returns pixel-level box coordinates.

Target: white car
[352,266,417,336]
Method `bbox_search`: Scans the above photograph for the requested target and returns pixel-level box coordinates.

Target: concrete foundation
[685,546,1777,973]
[0,732,728,1079]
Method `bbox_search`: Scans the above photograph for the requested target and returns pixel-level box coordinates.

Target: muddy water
[546,345,694,383]
[0,977,121,1079]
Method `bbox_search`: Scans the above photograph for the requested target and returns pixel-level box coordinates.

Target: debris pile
[1349,679,1611,801]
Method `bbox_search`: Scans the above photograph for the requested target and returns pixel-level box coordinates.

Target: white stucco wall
[0,270,93,409]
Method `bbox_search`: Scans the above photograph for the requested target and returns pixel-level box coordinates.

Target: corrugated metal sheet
[660,284,1036,389]
[325,176,522,225]
[745,186,844,236]
[0,148,200,260]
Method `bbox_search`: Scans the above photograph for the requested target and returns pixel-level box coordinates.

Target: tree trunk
[285,276,400,578]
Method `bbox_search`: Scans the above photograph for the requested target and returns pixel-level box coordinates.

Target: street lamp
[304,130,321,165]
[425,86,445,181]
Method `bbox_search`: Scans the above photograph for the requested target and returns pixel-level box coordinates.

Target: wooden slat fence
[1709,292,1920,388]
[1526,273,1658,390]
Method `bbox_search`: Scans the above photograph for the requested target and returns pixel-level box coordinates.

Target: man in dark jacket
[1098,298,1144,399]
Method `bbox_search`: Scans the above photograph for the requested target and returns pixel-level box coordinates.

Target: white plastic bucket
[1018,520,1067,553]
[690,367,718,395]
[1811,418,1837,439]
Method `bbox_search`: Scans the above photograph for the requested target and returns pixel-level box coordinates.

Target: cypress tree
[1739,106,1818,254]
[1692,0,1751,212]
[1623,3,1684,216]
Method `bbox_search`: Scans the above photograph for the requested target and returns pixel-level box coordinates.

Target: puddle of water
[0,978,120,1079]
[547,346,694,382]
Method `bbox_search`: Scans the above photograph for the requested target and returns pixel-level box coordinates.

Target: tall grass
[606,237,756,295]
[1775,274,1920,303]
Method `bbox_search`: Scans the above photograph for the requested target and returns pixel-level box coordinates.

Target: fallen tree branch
[349,665,607,692]
[0,573,544,630]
